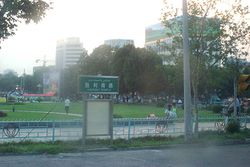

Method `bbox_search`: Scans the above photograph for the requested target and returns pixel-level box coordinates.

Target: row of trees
[57,43,250,100]
[1,43,249,101]
[0,0,249,104]
[0,70,43,94]
[161,0,250,136]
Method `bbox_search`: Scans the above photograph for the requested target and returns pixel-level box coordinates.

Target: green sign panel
[79,75,119,94]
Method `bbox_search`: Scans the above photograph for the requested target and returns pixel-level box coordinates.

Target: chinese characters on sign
[79,75,119,94]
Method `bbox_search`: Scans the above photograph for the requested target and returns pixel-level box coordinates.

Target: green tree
[136,48,165,95]
[112,45,139,94]
[162,0,250,136]
[0,70,18,91]
[60,65,79,99]
[112,45,165,95]
[80,45,114,75]
[22,74,38,93]
[79,44,166,96]
[223,57,249,97]
[0,0,51,43]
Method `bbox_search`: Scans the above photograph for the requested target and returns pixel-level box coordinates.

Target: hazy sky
[0,0,249,75]
[0,0,166,75]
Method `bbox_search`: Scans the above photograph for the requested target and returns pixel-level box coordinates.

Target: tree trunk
[194,96,199,138]
[192,56,201,138]
[192,81,199,138]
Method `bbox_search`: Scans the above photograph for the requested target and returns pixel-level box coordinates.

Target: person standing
[164,104,177,119]
[64,98,70,114]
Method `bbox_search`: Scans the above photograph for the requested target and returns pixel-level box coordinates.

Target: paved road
[1,144,250,167]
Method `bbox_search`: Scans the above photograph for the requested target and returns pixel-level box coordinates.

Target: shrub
[225,119,240,134]
[113,114,123,118]
[7,96,16,103]
[210,105,223,113]
[0,111,7,117]
[37,97,43,103]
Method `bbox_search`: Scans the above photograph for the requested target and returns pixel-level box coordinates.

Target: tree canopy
[0,0,51,43]
[161,0,250,135]
[79,44,166,96]
[162,0,250,100]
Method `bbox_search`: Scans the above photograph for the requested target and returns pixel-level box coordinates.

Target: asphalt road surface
[1,144,250,167]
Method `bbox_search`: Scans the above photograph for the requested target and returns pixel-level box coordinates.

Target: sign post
[79,75,119,94]
[79,75,118,145]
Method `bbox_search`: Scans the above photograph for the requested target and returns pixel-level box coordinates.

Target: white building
[56,37,86,70]
[145,23,172,55]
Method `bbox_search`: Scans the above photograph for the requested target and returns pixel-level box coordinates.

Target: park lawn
[0,102,82,114]
[0,111,80,121]
[113,104,164,118]
[0,102,217,119]
[113,104,218,118]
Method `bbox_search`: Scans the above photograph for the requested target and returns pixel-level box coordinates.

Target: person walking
[64,98,70,114]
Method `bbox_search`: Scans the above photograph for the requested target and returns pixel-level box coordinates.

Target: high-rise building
[145,22,173,55]
[145,16,221,65]
[104,39,134,48]
[56,37,86,70]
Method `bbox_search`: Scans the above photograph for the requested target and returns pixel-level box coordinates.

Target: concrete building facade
[145,23,172,55]
[56,37,86,70]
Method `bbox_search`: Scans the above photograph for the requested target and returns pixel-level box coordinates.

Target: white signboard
[83,100,113,141]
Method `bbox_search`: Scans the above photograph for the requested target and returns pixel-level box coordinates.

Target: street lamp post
[183,0,193,141]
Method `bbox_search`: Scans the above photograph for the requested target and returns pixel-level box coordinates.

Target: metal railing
[0,116,249,142]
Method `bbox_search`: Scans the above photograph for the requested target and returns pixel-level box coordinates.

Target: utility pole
[21,69,25,93]
[183,0,193,141]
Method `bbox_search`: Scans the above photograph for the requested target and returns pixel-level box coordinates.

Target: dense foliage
[161,0,250,134]
[0,0,51,43]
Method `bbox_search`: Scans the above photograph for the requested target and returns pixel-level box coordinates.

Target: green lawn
[0,102,82,114]
[0,102,217,120]
[113,104,218,118]
[0,111,79,121]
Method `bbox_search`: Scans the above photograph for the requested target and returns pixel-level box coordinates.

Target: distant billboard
[145,22,182,44]
[43,71,59,95]
[145,23,168,43]
[0,97,6,103]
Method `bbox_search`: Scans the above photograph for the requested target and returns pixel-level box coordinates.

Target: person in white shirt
[165,104,177,119]
[64,98,70,114]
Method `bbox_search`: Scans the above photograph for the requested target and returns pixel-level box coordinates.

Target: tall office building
[145,17,221,65]
[56,37,86,70]
[145,22,173,55]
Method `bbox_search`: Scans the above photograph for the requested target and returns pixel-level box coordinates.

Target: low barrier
[0,116,249,142]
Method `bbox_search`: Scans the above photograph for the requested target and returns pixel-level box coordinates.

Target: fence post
[52,121,55,143]
[128,119,131,141]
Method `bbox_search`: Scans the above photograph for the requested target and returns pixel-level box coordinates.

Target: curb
[80,138,250,153]
[0,139,250,156]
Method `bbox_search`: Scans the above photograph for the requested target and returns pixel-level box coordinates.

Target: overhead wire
[20,103,59,142]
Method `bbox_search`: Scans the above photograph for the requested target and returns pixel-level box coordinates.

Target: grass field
[0,102,217,120]
[0,111,79,121]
